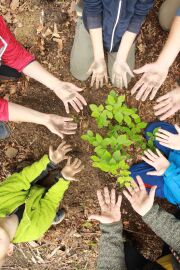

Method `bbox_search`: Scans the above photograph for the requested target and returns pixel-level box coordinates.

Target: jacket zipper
[0,36,8,62]
[110,0,122,52]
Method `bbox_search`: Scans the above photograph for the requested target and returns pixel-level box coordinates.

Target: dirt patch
[0,0,180,269]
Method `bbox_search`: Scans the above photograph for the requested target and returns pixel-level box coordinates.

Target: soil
[0,0,179,269]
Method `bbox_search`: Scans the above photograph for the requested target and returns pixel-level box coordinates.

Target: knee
[70,66,89,81]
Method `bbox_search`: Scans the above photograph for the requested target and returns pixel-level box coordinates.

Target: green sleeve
[97,222,127,270]
[0,155,51,191]
[32,178,70,230]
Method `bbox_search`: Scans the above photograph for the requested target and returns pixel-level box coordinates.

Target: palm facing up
[61,157,84,181]
[89,187,122,224]
[123,176,157,216]
[49,141,72,165]
[142,149,170,176]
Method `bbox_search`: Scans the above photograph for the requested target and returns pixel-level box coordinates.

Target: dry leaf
[53,38,63,51]
[5,147,18,159]
[52,23,60,38]
[10,0,19,11]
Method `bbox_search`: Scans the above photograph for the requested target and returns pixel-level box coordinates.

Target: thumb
[49,145,54,156]
[147,171,159,176]
[88,214,103,222]
[175,124,180,134]
[87,63,93,76]
[126,65,134,78]
[133,64,150,74]
[149,185,157,201]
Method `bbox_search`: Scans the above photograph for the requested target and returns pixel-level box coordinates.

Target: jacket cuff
[83,14,102,29]
[176,7,180,16]
[142,204,159,223]
[100,221,123,233]
[0,98,9,121]
[127,17,144,34]
[164,163,177,180]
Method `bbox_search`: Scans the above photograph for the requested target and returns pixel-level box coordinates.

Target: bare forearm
[116,31,137,62]
[22,61,61,91]
[89,28,105,60]
[8,102,48,125]
[157,16,180,68]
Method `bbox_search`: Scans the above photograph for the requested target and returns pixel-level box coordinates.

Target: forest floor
[0,0,179,269]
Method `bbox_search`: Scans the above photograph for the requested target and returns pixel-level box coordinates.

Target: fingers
[131,77,144,95]
[159,108,175,121]
[70,100,80,113]
[149,185,157,201]
[154,103,172,116]
[133,64,148,74]
[155,148,163,157]
[147,170,160,176]
[64,122,77,130]
[116,195,122,207]
[135,84,150,101]
[136,176,146,191]
[111,189,116,205]
[123,190,133,203]
[175,124,180,134]
[154,98,170,110]
[76,93,87,106]
[156,93,169,103]
[143,149,158,161]
[142,156,154,167]
[64,102,70,114]
[149,86,159,100]
[104,187,110,205]
[74,165,84,174]
[97,190,106,210]
[88,214,104,223]
[67,157,72,165]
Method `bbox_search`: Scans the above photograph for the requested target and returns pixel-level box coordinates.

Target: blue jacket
[83,0,153,52]
[164,150,180,206]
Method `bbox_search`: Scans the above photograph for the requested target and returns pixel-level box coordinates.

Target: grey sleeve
[96,222,127,270]
[142,204,180,253]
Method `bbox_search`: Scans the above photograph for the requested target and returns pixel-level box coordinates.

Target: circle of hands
[86,59,180,121]
[49,141,84,181]
[89,176,157,224]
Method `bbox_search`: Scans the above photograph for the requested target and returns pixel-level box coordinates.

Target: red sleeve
[0,16,35,72]
[0,98,9,121]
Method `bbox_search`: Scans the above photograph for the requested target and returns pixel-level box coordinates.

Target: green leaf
[99,104,104,111]
[113,150,121,162]
[153,127,160,135]
[91,155,100,162]
[96,134,103,143]
[107,95,116,105]
[124,115,132,126]
[90,104,98,112]
[136,122,147,129]
[106,105,113,111]
[114,112,123,123]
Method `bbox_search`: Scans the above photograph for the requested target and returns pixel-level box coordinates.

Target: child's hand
[142,149,170,176]
[87,58,108,89]
[156,125,180,150]
[49,141,72,165]
[61,157,84,181]
[112,60,134,89]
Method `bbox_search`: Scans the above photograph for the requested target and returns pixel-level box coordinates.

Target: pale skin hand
[112,31,136,89]
[61,157,84,181]
[87,58,108,89]
[156,125,180,151]
[123,176,157,216]
[131,15,180,102]
[142,149,170,176]
[8,102,77,138]
[44,114,77,138]
[154,87,180,120]
[131,62,168,101]
[112,60,134,89]
[88,28,108,89]
[49,141,72,165]
[23,61,87,114]
[88,187,122,224]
